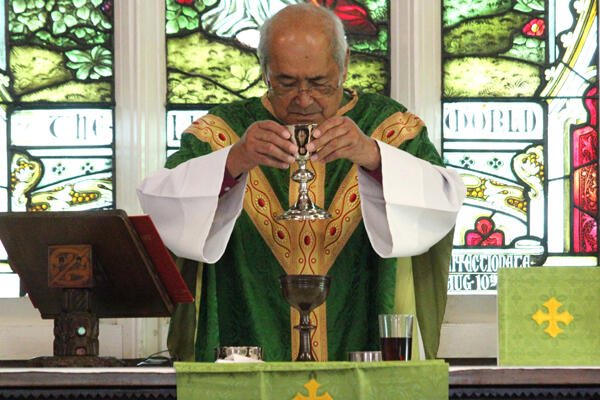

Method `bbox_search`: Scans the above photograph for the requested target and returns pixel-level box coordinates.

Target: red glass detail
[523,19,545,36]
[586,87,597,126]
[573,126,597,168]
[257,198,265,207]
[218,133,226,141]
[349,193,357,202]
[277,231,285,239]
[304,235,311,246]
[572,85,599,253]
[386,130,395,138]
[574,209,598,252]
[464,217,505,247]
[176,0,193,4]
[311,0,377,35]
[192,120,199,124]
[329,227,337,236]
[573,163,598,214]
[100,0,112,16]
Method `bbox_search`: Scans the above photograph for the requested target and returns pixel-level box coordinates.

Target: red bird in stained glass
[308,0,378,36]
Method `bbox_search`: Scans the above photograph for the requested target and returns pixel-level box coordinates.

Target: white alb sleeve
[136,146,247,263]
[358,140,465,258]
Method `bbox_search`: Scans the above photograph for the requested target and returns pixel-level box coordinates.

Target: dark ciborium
[279,274,331,361]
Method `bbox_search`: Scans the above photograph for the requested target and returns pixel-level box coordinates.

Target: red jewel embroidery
[257,198,265,207]
[386,130,395,138]
[192,120,199,125]
[304,235,311,245]
[349,193,357,202]
[329,227,337,236]
[277,231,285,239]
[218,133,226,141]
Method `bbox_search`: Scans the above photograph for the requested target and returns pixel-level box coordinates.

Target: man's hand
[226,121,297,177]
[307,117,381,170]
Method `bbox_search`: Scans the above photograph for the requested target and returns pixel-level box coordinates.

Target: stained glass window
[0,0,114,297]
[442,0,599,293]
[165,0,390,154]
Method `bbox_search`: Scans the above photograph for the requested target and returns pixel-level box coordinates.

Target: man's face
[265,27,346,125]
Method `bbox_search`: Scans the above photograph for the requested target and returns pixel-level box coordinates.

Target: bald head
[257,4,348,75]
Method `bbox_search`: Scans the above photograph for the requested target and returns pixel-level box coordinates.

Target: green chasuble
[166,90,453,362]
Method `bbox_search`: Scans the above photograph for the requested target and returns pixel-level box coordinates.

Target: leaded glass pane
[443,0,599,293]
[167,110,208,150]
[166,0,390,149]
[11,109,113,146]
[4,0,115,211]
[0,0,115,296]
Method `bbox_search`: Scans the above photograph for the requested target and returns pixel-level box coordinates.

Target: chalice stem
[277,137,331,220]
[293,160,314,212]
[296,312,316,361]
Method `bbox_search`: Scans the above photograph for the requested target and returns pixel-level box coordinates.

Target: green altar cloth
[498,267,600,366]
[175,360,448,399]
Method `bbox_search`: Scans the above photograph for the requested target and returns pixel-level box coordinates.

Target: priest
[137,3,465,362]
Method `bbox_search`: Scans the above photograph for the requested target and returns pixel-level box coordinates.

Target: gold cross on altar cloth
[532,297,574,338]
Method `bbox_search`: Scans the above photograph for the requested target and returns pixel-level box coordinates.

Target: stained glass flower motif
[65,45,112,80]
[523,18,545,36]
[465,217,505,247]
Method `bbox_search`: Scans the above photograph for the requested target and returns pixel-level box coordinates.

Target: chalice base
[277,204,331,221]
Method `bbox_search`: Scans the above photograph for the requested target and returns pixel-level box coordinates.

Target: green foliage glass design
[347,55,386,94]
[167,32,265,104]
[8,0,113,102]
[166,0,390,104]
[513,0,544,13]
[65,45,112,80]
[349,26,388,56]
[443,0,545,98]
[444,12,532,56]
[444,57,540,97]
[443,0,513,28]
[502,35,545,64]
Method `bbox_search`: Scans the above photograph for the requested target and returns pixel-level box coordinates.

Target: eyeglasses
[268,80,340,99]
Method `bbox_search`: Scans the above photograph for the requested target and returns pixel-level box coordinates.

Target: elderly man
[137,4,465,362]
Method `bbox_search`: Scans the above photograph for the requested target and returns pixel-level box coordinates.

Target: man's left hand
[307,116,381,170]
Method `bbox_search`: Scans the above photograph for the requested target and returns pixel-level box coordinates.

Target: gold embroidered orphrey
[184,94,425,360]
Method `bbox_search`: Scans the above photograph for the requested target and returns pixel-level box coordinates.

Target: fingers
[255,120,291,140]
[312,135,353,163]
[307,118,346,153]
[311,117,344,139]
[243,121,297,169]
[307,117,362,163]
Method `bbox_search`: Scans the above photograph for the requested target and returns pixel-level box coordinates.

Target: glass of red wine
[378,314,414,361]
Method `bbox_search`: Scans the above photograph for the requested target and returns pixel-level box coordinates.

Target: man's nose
[293,88,315,108]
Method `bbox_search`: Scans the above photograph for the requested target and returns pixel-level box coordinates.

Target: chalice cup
[277,124,331,221]
[279,274,331,361]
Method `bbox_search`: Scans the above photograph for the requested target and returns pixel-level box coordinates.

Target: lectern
[0,210,192,366]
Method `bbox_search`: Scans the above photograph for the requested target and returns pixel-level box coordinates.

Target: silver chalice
[277,124,331,221]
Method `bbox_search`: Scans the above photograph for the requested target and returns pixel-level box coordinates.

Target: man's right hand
[226,121,297,177]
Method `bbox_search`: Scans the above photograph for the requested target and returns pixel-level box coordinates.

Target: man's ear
[262,66,270,86]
